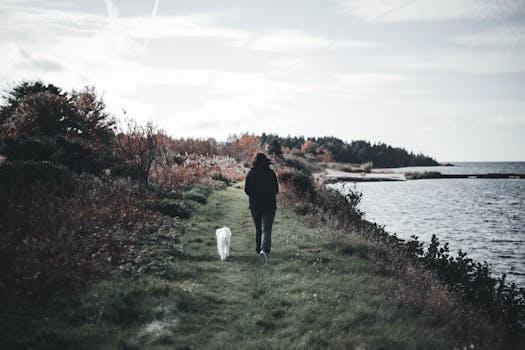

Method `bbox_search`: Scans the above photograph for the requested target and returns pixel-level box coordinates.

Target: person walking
[244,153,279,262]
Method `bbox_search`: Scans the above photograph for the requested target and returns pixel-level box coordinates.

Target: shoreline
[322,167,525,183]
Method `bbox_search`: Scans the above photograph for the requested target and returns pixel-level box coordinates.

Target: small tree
[0,81,63,127]
[113,119,159,185]
[0,82,116,174]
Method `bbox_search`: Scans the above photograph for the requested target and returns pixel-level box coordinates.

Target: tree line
[260,133,439,168]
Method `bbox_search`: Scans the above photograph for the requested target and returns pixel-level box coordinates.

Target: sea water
[332,162,525,287]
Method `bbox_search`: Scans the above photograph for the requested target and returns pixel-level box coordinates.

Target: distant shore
[322,167,525,183]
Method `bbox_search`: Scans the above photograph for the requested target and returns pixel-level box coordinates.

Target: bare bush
[114,120,159,185]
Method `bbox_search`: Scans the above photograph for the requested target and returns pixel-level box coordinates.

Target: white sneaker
[259,250,268,262]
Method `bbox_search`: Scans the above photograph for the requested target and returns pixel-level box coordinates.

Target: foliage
[166,137,223,156]
[0,81,64,129]
[182,185,213,204]
[188,184,213,197]
[113,119,159,184]
[0,173,164,307]
[224,133,262,162]
[151,153,246,190]
[282,156,319,175]
[293,202,317,216]
[311,184,363,226]
[266,138,283,157]
[278,169,315,200]
[0,160,73,191]
[257,133,438,167]
[146,199,197,219]
[0,82,116,174]
[406,235,525,338]
[211,171,233,184]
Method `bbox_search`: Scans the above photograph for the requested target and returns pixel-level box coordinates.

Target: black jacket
[244,166,279,210]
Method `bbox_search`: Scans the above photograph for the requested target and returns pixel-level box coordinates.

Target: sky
[1,0,524,161]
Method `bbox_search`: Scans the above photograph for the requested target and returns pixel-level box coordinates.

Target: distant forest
[259,134,439,168]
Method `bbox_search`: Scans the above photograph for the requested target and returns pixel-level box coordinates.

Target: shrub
[183,185,213,204]
[284,157,312,175]
[0,175,163,307]
[291,172,315,197]
[190,184,213,197]
[278,170,316,205]
[293,202,317,216]
[183,190,208,204]
[211,171,231,184]
[147,199,197,219]
[113,120,159,185]
[277,170,293,184]
[406,234,525,338]
[312,185,363,226]
[2,137,56,161]
[0,160,73,195]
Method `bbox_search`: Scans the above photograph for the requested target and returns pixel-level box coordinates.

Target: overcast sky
[1,0,524,161]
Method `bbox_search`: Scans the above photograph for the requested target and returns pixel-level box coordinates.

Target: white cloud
[120,14,254,47]
[485,113,525,128]
[0,1,362,110]
[376,50,525,74]
[333,0,525,22]
[452,24,525,49]
[248,29,372,53]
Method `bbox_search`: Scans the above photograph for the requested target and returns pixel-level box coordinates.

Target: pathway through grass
[155,185,456,349]
[1,185,463,350]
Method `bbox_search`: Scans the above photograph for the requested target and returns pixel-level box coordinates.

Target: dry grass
[151,154,246,189]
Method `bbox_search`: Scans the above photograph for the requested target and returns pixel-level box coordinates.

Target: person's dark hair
[252,153,272,168]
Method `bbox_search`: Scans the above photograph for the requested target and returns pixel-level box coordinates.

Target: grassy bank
[0,185,501,349]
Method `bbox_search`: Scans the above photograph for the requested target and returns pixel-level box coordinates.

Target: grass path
[1,185,463,350]
[158,185,456,349]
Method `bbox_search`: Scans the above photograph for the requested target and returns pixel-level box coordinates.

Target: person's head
[252,153,272,168]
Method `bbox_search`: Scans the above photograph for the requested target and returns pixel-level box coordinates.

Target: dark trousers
[250,209,276,254]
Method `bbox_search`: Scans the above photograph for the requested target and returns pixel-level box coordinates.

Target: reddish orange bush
[300,140,316,153]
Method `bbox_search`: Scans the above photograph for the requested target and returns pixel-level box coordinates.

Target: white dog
[215,227,232,261]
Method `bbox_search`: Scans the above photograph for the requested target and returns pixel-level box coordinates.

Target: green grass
[1,185,464,349]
